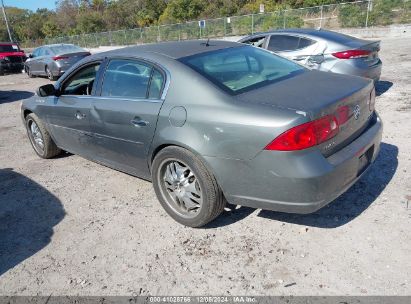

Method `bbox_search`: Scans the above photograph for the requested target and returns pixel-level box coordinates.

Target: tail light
[369,88,376,111]
[265,106,351,151]
[332,49,371,59]
[52,56,68,61]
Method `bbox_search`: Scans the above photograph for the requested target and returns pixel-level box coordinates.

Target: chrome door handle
[75,111,86,120]
[131,118,149,127]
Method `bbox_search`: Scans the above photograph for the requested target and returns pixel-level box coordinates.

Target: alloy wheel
[160,160,203,217]
[28,119,44,154]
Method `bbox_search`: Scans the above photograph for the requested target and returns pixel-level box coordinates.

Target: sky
[4,0,56,11]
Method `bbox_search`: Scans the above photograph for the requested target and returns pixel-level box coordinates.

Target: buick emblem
[353,105,361,120]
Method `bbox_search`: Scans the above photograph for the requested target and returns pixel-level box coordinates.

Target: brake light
[369,88,376,111]
[332,49,371,59]
[265,114,339,151]
[52,56,68,61]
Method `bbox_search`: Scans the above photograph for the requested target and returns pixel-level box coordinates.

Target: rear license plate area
[357,145,374,176]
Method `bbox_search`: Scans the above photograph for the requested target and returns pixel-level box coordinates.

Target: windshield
[180,46,305,94]
[0,44,20,53]
[49,44,85,55]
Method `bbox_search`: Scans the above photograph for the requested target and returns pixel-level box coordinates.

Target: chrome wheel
[28,119,44,154]
[46,67,53,80]
[160,160,203,217]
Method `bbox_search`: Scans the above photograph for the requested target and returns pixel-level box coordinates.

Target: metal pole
[365,0,371,28]
[1,0,12,42]
[283,11,286,29]
[251,14,254,34]
[319,5,323,28]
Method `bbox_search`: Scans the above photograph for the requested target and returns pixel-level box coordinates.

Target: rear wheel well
[23,109,32,119]
[150,144,174,167]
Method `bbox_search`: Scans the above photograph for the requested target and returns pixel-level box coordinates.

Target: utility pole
[1,0,12,42]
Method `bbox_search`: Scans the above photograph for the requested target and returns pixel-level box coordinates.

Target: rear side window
[268,35,315,52]
[148,69,165,99]
[0,44,19,52]
[102,59,151,98]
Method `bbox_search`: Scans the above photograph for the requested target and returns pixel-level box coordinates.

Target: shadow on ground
[257,143,398,228]
[375,80,393,96]
[206,142,397,228]
[0,168,65,276]
[0,90,34,104]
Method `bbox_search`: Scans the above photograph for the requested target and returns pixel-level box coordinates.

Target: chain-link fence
[22,0,411,49]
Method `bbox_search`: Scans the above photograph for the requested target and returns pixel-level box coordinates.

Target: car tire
[26,67,35,78]
[0,66,4,76]
[25,113,61,159]
[46,66,57,81]
[152,146,225,227]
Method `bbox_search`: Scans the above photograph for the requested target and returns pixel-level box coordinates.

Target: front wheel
[26,66,35,78]
[25,113,61,159]
[46,66,57,81]
[152,146,225,227]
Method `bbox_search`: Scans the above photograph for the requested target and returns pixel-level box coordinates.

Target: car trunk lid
[53,51,91,65]
[235,70,375,156]
[332,39,381,67]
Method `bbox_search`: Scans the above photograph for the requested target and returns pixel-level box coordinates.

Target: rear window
[49,44,85,55]
[0,44,19,53]
[180,46,305,95]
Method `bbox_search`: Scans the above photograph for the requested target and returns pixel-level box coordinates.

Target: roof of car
[100,40,242,59]
[244,28,362,44]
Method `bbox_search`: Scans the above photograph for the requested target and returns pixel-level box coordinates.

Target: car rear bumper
[1,62,24,72]
[204,113,383,214]
[329,59,382,82]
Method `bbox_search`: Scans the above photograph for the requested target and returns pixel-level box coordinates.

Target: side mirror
[28,54,33,58]
[308,54,324,64]
[37,84,56,97]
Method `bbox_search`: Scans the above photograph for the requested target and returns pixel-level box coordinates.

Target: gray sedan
[25,44,90,80]
[239,29,382,81]
[21,40,382,227]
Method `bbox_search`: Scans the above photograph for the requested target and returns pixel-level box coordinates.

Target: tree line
[1,0,361,43]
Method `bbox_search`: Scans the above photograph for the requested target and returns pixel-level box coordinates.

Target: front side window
[31,48,39,57]
[61,63,101,95]
[101,59,164,99]
[243,36,266,48]
[180,46,305,94]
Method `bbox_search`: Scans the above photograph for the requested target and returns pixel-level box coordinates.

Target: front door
[46,62,102,157]
[90,58,166,178]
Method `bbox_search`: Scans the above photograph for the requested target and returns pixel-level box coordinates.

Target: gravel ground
[0,36,410,296]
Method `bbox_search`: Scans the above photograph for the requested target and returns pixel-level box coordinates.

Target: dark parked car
[25,44,90,80]
[21,40,382,227]
[0,42,26,75]
[239,29,382,81]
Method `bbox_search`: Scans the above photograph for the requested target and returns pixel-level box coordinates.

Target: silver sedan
[239,28,382,81]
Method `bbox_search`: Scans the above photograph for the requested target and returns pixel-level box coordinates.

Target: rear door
[90,58,166,178]
[46,62,102,157]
